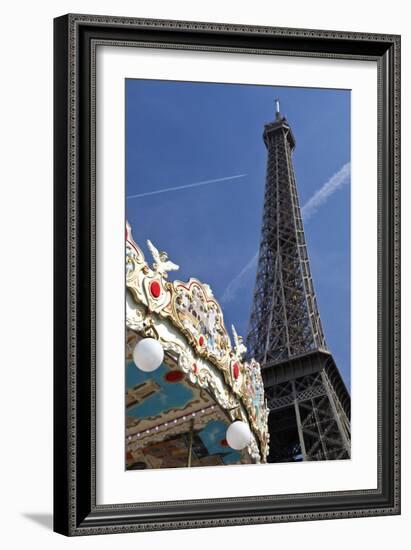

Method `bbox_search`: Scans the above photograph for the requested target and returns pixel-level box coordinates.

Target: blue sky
[126,80,351,390]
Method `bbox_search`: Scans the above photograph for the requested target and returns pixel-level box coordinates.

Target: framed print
[53,14,400,536]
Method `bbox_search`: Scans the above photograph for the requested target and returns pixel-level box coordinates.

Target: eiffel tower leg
[312,398,329,459]
[292,380,307,460]
[266,365,350,462]
[321,370,351,457]
[296,371,350,461]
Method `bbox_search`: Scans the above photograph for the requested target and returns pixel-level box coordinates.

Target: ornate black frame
[53,13,401,536]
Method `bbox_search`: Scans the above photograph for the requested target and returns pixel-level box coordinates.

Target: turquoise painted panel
[126,362,194,419]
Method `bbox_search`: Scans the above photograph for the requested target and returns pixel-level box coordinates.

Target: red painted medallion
[233,362,240,380]
[199,335,204,346]
[220,438,228,447]
[192,363,198,373]
[150,280,161,298]
[164,370,184,383]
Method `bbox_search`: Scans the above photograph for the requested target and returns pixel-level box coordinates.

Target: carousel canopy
[125,222,269,469]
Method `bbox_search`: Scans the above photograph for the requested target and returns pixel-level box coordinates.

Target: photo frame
[53,13,400,535]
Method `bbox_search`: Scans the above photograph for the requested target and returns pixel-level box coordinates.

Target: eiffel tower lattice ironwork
[246,100,351,462]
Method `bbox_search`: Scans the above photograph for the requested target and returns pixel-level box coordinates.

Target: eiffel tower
[247,100,351,462]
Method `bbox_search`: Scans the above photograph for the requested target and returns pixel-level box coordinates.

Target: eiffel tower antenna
[246,100,351,462]
[275,97,281,120]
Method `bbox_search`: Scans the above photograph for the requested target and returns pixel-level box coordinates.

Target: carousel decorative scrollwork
[125,222,270,462]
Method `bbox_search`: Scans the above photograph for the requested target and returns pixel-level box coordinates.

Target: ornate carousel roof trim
[125,222,269,462]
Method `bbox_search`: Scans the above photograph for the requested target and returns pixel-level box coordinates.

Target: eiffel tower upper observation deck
[246,100,351,462]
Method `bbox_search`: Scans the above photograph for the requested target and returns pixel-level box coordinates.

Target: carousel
[125,222,269,470]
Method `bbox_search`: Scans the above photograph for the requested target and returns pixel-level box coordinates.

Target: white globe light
[226,421,251,450]
[133,338,164,372]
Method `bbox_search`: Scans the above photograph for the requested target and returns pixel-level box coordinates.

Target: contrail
[126,174,247,200]
[301,162,350,221]
[221,162,351,304]
[221,252,258,304]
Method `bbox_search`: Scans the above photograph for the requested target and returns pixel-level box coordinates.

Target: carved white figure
[246,360,265,427]
[206,307,217,333]
[147,240,179,278]
[232,325,247,360]
[191,286,203,314]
